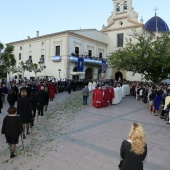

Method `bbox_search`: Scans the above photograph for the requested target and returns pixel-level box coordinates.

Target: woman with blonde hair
[119,123,147,170]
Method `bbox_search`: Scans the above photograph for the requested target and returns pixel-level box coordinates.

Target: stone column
[93,68,98,80]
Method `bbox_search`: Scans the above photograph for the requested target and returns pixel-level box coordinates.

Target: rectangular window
[55,46,60,56]
[19,53,21,60]
[20,46,22,50]
[29,56,32,63]
[40,55,44,63]
[75,47,79,56]
[99,52,102,59]
[117,33,124,47]
[88,50,92,57]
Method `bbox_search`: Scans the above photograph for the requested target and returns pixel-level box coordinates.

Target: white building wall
[11,34,70,80]
[72,29,108,44]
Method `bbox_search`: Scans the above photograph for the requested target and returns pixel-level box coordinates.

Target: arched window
[124,1,128,12]
[116,3,120,12]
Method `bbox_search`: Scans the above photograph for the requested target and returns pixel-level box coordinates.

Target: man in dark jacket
[82,86,89,105]
[37,86,48,116]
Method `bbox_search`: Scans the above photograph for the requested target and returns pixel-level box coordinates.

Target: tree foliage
[107,32,170,83]
[0,42,4,50]
[24,62,46,78]
[0,44,16,74]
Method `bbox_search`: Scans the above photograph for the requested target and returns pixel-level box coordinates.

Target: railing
[69,55,107,65]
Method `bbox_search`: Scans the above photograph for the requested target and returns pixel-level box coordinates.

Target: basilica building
[7,0,169,81]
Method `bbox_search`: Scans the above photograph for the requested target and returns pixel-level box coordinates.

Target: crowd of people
[0,78,81,158]
[0,78,109,159]
[130,81,170,124]
[1,77,170,163]
[91,85,115,108]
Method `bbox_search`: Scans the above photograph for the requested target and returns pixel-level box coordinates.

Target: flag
[77,58,84,72]
[102,60,106,73]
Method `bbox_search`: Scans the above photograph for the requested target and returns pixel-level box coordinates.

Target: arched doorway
[85,68,93,80]
[115,71,123,81]
[72,67,79,80]
[98,69,102,79]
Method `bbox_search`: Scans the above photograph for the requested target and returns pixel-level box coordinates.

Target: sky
[0,0,170,44]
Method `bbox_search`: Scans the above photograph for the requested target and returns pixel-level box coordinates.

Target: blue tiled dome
[145,16,169,32]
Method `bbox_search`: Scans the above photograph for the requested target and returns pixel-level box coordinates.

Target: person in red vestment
[49,83,55,101]
[93,87,103,108]
[92,87,98,107]
[102,85,110,107]
[109,85,115,105]
[38,82,43,91]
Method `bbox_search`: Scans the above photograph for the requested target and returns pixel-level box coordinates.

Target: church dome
[145,16,169,32]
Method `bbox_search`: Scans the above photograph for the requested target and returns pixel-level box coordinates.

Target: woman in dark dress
[7,88,16,106]
[1,106,23,158]
[153,91,161,116]
[17,89,32,138]
[0,86,3,113]
[120,123,147,170]
[29,91,37,126]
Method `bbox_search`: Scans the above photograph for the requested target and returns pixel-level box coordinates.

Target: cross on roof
[153,7,159,16]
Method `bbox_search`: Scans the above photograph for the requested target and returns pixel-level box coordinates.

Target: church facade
[7,0,169,81]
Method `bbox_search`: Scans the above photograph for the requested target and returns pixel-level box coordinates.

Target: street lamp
[58,69,61,79]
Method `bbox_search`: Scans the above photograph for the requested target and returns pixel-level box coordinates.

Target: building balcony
[52,56,61,62]
[69,55,107,65]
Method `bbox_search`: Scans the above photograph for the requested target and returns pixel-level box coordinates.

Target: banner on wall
[77,58,84,72]
[102,60,106,73]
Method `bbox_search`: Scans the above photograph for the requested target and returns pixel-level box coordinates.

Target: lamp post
[58,69,61,79]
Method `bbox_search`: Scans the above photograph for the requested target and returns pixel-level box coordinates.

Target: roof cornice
[7,29,108,47]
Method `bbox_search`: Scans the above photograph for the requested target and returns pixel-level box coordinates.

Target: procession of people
[1,76,170,163]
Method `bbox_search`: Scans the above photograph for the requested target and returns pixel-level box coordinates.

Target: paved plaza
[0,91,170,170]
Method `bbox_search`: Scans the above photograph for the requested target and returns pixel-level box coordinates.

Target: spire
[140,16,143,24]
[153,7,159,32]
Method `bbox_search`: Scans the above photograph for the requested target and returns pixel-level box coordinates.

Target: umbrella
[161,79,170,84]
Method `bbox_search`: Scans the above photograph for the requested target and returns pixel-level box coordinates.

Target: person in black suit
[119,123,147,170]
[29,91,37,126]
[1,106,23,158]
[37,86,48,116]
[0,86,3,113]
[17,89,32,138]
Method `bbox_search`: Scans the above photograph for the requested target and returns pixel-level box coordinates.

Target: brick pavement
[0,91,170,170]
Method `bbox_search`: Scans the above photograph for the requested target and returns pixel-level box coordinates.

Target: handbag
[118,160,123,168]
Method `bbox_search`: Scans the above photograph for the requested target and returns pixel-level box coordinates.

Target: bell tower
[112,0,137,21]
[113,0,132,16]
